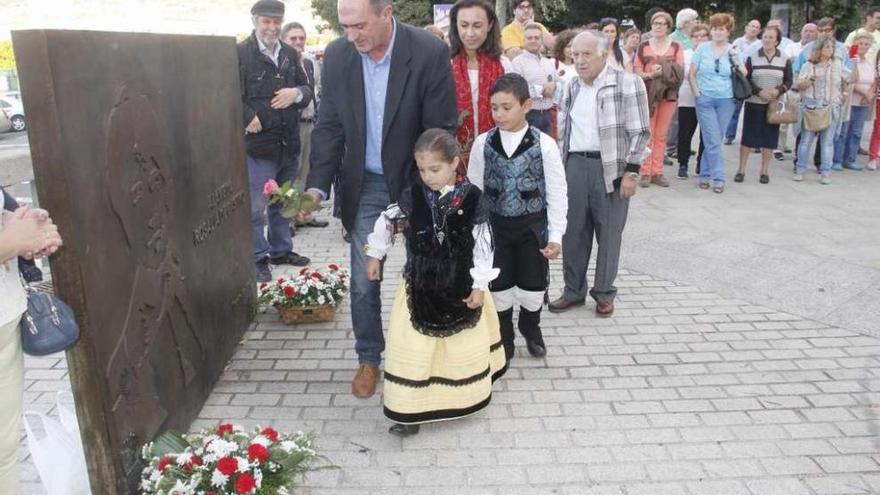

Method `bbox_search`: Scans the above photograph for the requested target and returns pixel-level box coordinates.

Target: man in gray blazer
[304,0,457,398]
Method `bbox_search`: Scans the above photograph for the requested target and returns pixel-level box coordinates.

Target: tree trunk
[496,0,508,26]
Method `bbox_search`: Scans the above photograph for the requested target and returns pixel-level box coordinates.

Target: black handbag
[730,52,751,101]
[19,280,80,356]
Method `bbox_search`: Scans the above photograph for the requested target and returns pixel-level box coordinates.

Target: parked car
[0,96,25,132]
[0,108,11,133]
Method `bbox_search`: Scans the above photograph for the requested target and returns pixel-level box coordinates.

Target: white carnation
[236,456,251,473]
[251,435,271,447]
[211,469,229,487]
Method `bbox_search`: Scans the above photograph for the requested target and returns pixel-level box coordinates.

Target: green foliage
[311,0,339,32]
[0,41,16,69]
[310,0,455,32]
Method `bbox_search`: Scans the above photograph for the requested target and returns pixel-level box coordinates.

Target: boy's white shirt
[467,126,568,245]
[364,203,500,291]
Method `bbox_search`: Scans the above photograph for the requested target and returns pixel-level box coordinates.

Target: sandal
[698,182,710,189]
[713,185,724,194]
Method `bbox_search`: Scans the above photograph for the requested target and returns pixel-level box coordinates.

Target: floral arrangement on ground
[257,264,349,309]
[140,423,333,495]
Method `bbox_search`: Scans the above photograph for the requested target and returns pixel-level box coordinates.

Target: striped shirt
[745,48,793,104]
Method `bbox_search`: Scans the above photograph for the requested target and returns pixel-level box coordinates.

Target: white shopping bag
[22,392,90,495]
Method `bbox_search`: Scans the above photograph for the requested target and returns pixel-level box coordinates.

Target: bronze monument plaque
[12,30,255,494]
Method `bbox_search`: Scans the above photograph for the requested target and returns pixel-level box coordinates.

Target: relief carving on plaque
[102,89,207,473]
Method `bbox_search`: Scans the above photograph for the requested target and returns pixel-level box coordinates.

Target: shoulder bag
[767,95,798,124]
[19,279,80,356]
[730,51,751,101]
[803,64,833,132]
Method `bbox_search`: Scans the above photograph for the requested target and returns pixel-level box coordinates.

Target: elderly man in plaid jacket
[548,30,651,318]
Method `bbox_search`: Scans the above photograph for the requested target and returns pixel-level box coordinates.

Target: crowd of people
[235,0,880,438]
[422,2,880,191]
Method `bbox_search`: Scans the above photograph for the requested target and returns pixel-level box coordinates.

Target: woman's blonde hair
[808,35,837,64]
[854,28,875,42]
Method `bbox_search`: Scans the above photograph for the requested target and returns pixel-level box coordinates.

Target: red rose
[235,473,257,493]
[158,456,174,473]
[247,443,269,463]
[283,286,295,298]
[260,427,279,442]
[310,272,322,279]
[259,282,267,290]
[328,263,339,271]
[191,455,203,466]
[299,267,310,275]
[216,423,233,437]
[216,456,238,476]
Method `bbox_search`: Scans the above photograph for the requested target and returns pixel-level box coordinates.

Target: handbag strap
[18,274,37,295]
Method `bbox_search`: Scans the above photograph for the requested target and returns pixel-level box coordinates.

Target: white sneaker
[820,175,831,185]
[793,173,804,182]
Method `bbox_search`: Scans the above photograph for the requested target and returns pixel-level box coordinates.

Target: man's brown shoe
[548,296,586,313]
[352,364,379,398]
[595,302,614,318]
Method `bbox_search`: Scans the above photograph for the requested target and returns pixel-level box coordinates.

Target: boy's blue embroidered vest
[483,126,546,217]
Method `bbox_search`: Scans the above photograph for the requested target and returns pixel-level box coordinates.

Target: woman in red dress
[449,0,510,173]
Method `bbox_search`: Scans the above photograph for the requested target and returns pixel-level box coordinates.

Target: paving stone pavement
[16,206,880,494]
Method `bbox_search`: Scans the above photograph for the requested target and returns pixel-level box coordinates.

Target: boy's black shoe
[518,308,546,358]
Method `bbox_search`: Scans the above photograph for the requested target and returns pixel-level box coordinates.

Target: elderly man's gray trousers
[561,154,630,304]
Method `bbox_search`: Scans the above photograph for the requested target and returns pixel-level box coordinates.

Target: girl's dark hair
[599,18,626,67]
[553,29,581,63]
[414,128,461,162]
[449,0,502,58]
[489,73,530,104]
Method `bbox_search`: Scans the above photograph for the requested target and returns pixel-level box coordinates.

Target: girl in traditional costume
[365,128,506,437]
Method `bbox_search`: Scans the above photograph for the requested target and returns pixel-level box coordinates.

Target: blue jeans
[798,125,835,176]
[349,173,391,365]
[248,153,298,263]
[696,96,737,185]
[834,105,869,166]
[724,99,743,141]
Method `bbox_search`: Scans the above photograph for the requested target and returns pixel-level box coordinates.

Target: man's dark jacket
[307,21,457,231]
[237,32,313,162]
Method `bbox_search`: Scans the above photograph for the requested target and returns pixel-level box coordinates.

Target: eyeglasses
[714,58,720,73]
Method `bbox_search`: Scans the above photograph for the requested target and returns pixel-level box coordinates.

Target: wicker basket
[276,304,336,324]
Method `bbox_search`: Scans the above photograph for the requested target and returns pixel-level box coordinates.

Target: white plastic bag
[22,392,90,495]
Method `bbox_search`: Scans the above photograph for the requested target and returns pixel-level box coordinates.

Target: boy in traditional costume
[467,73,568,361]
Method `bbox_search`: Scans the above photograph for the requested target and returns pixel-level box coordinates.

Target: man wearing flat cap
[238,0,314,283]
